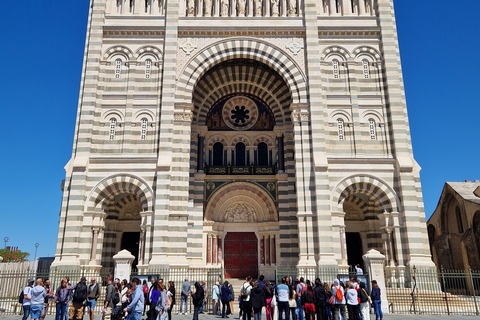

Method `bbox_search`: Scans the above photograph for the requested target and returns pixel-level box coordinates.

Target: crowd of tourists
[20,273,383,320]
[224,275,383,320]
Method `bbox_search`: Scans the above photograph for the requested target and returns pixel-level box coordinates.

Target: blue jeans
[199,299,204,313]
[56,303,68,320]
[179,294,188,313]
[278,301,290,320]
[30,305,43,319]
[127,312,142,320]
[373,300,383,320]
[23,305,31,320]
[296,299,303,320]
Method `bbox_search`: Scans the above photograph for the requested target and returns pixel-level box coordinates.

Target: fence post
[441,266,449,315]
[469,267,479,316]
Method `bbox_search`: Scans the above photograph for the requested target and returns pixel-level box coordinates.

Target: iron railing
[0,266,222,316]
[385,266,480,316]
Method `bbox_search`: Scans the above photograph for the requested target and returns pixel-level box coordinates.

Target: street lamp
[3,237,8,249]
[34,243,39,261]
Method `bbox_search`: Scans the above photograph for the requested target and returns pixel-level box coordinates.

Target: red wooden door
[224,232,258,278]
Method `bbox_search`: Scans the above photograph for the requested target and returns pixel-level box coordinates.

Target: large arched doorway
[190,57,300,273]
[101,194,143,270]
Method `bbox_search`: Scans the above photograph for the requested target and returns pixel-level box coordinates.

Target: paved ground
[1,314,479,320]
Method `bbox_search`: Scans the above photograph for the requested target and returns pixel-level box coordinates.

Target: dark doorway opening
[346,232,363,269]
[257,142,268,166]
[121,232,140,269]
[213,142,224,166]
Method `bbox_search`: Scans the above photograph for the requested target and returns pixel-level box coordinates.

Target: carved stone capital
[291,103,311,123]
[174,103,194,122]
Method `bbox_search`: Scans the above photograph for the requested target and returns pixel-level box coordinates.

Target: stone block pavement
[1,314,478,320]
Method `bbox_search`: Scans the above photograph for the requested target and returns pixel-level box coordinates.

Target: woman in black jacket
[250,281,266,320]
[167,281,176,320]
[191,282,205,320]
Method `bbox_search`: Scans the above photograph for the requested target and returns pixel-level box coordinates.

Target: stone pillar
[260,236,265,265]
[113,250,135,282]
[363,249,388,314]
[207,234,212,264]
[213,236,218,264]
[218,236,223,264]
[89,227,101,266]
[197,133,205,173]
[271,235,276,264]
[265,235,270,265]
[277,132,285,172]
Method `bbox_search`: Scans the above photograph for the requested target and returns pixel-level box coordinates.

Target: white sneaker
[184,312,188,315]
[178,312,182,315]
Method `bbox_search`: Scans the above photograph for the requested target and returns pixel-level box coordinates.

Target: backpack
[240,283,250,300]
[18,290,24,304]
[72,282,87,303]
[334,286,343,302]
[301,284,307,295]
[113,292,120,305]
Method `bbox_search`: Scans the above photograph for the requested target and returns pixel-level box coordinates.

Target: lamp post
[34,243,39,261]
[3,237,8,249]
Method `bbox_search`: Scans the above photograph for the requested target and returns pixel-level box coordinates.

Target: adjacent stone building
[52,0,434,279]
[428,181,480,271]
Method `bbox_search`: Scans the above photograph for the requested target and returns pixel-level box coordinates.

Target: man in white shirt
[22,278,35,320]
[355,264,363,275]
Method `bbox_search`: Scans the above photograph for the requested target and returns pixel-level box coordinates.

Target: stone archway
[203,182,279,278]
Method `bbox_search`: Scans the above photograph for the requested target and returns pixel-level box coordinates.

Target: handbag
[328,295,334,306]
[271,294,277,307]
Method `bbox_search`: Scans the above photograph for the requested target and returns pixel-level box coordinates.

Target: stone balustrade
[106,0,374,17]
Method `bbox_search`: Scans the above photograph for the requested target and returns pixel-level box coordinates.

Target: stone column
[260,236,265,265]
[271,235,276,264]
[139,227,147,266]
[207,234,212,264]
[265,235,270,265]
[213,236,218,264]
[276,131,285,172]
[339,225,349,273]
[89,228,100,263]
[218,236,223,264]
[197,133,205,173]
[363,249,389,314]
[113,250,135,282]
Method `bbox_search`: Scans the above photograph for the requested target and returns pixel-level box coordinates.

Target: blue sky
[0,1,479,260]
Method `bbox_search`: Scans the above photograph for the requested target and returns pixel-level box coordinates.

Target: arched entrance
[204,182,279,278]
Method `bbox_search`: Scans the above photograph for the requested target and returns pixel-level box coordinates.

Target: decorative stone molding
[224,202,257,223]
[286,38,304,55]
[179,38,197,55]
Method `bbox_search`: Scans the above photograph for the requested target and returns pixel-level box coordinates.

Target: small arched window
[337,119,345,141]
[145,60,152,79]
[213,142,224,166]
[362,60,370,79]
[456,207,464,233]
[115,59,122,79]
[257,142,268,166]
[141,118,148,140]
[333,60,340,79]
[109,118,117,140]
[368,118,376,140]
[235,142,246,166]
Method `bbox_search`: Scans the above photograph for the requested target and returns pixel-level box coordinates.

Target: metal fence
[385,266,480,316]
[0,266,223,316]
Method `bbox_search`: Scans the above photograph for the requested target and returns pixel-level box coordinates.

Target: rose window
[222,96,258,130]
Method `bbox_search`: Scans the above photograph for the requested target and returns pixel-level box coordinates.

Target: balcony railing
[205,165,277,175]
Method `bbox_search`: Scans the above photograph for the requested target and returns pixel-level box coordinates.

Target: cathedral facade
[52,0,434,278]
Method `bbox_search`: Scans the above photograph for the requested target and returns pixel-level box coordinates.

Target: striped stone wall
[52,0,435,275]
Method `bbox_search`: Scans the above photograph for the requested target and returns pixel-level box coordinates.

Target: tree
[0,248,30,262]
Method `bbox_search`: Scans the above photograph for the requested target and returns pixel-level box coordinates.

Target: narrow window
[335,0,340,13]
[456,207,464,233]
[115,59,122,79]
[141,118,148,140]
[145,60,152,79]
[368,118,376,140]
[213,142,224,166]
[363,59,370,79]
[109,118,117,140]
[235,142,246,166]
[333,60,339,79]
[257,142,268,166]
[337,119,345,141]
